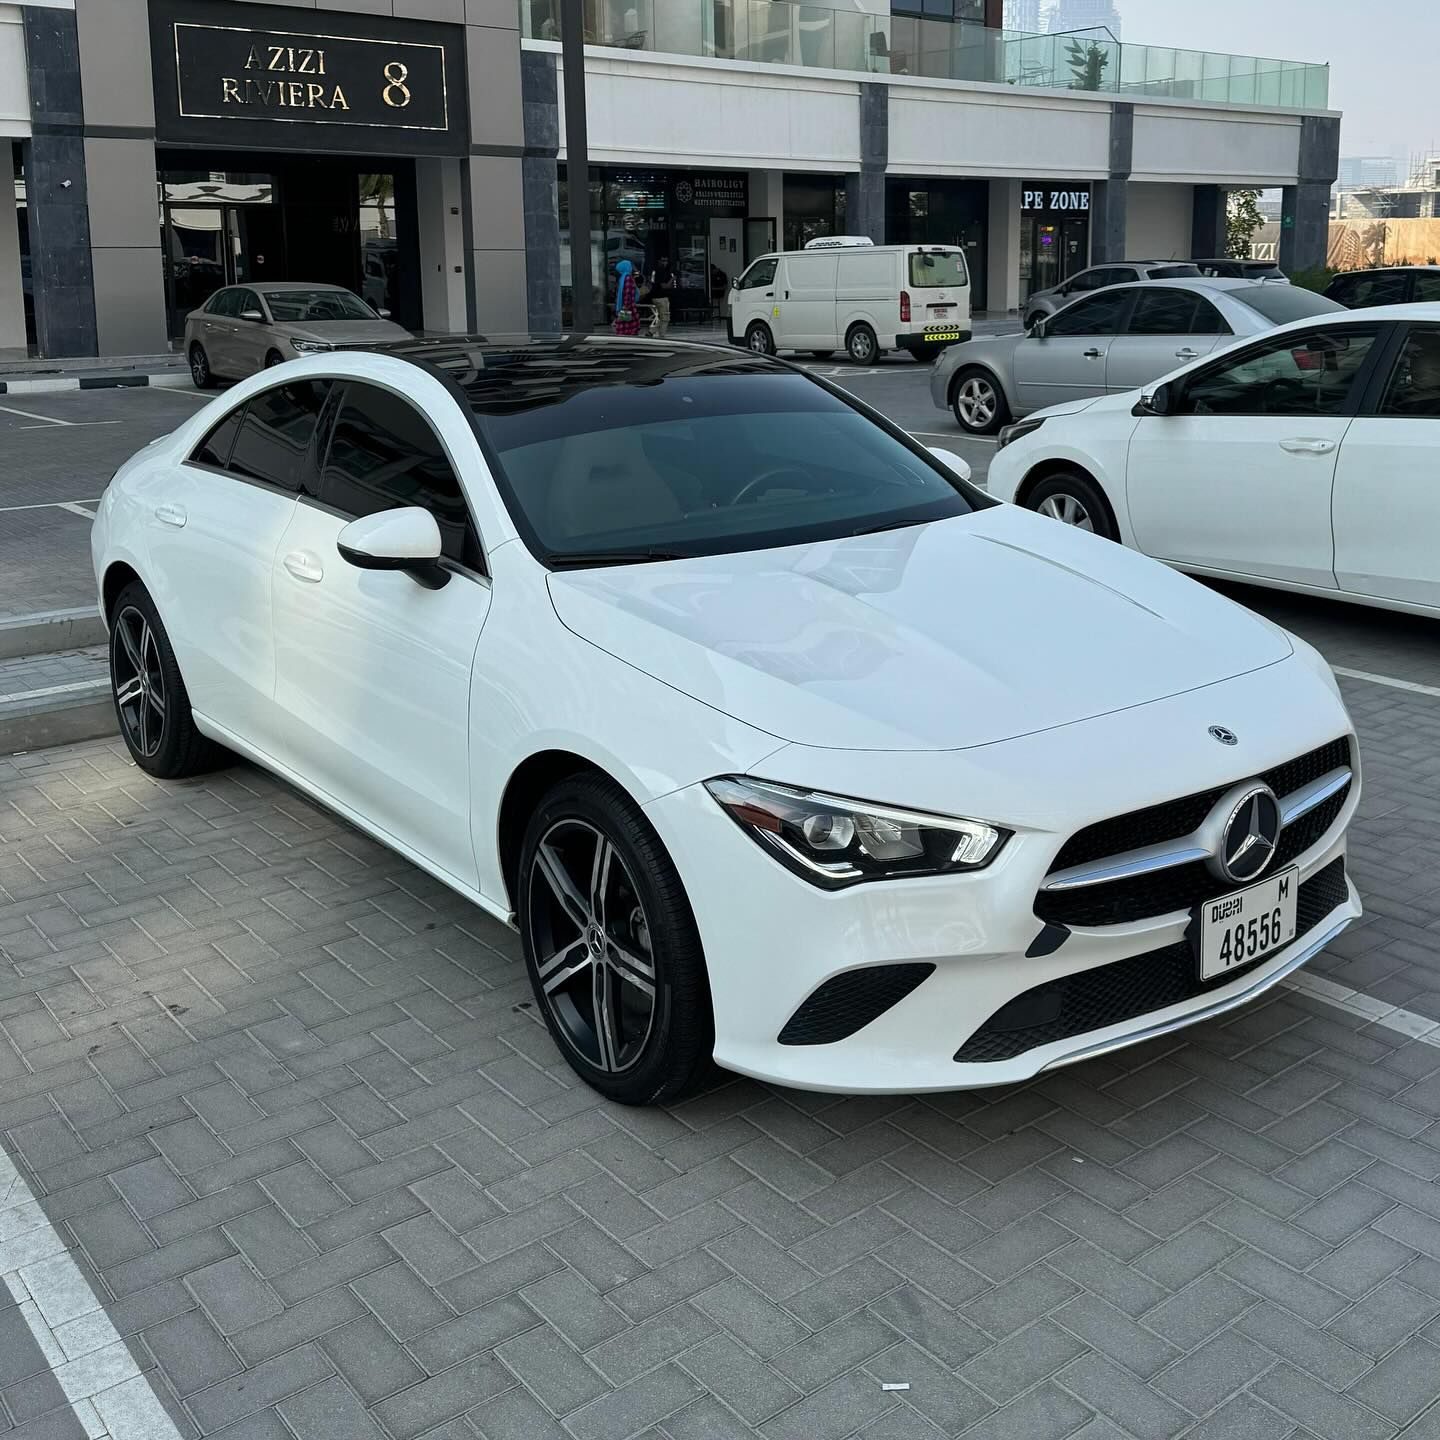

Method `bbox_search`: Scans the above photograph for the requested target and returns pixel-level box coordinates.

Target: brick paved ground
[3,657,1440,1439]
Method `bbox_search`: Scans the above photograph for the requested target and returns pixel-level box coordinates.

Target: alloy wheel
[527,819,658,1074]
[955,376,997,429]
[113,605,166,759]
[189,348,208,387]
[1037,493,1095,531]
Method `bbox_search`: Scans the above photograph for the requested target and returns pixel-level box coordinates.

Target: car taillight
[900,290,911,324]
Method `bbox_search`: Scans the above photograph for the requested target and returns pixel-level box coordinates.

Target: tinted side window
[1190,298,1231,335]
[1066,269,1104,293]
[1109,268,1141,284]
[1048,289,1132,337]
[1380,329,1440,417]
[191,407,244,469]
[739,259,777,289]
[208,289,240,318]
[1183,325,1381,417]
[322,383,479,568]
[1350,273,1410,308]
[1127,289,1200,335]
[228,380,332,492]
[1415,274,1440,303]
[236,290,263,319]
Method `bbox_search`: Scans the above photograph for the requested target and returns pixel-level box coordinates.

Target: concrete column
[520,49,561,333]
[75,0,167,356]
[1191,185,1228,259]
[23,9,97,358]
[466,1,528,333]
[1280,115,1340,274]
[0,172,23,352]
[415,159,468,334]
[986,178,1021,315]
[1091,101,1132,263]
[844,81,887,243]
[747,170,783,255]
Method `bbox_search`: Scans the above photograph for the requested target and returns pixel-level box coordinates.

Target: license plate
[930,306,953,318]
[925,329,962,341]
[1196,867,1298,981]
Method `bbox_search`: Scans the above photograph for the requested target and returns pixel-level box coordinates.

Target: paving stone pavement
[4,668,1440,1439]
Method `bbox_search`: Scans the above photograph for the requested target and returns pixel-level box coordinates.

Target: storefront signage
[672,175,748,216]
[150,0,467,157]
[1022,186,1091,213]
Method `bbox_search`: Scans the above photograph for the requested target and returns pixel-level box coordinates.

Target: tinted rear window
[1239,285,1348,325]
[909,252,967,288]
[1150,265,1202,279]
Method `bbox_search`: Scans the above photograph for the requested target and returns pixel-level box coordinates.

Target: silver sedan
[185,282,410,388]
[932,278,1347,435]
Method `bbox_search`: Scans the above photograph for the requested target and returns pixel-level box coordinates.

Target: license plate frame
[1195,867,1299,982]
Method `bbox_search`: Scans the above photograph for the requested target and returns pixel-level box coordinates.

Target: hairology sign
[149,0,467,156]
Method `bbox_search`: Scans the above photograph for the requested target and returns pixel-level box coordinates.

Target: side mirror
[1133,381,1176,418]
[337,508,449,589]
[1029,315,1049,339]
[926,446,972,482]
[239,309,264,322]
[377,308,392,320]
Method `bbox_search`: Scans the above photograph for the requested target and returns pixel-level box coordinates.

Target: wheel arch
[1015,460,1120,539]
[101,560,143,622]
[947,357,1016,414]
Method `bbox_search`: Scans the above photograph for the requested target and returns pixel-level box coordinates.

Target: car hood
[280,320,411,345]
[546,505,1294,752]
[1027,395,1104,420]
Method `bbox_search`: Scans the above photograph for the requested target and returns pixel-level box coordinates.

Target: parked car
[988,303,1440,617]
[1022,260,1201,329]
[1325,266,1440,309]
[1194,258,1288,281]
[185,283,410,388]
[93,337,1359,1101]
[932,278,1347,435]
[728,244,971,363]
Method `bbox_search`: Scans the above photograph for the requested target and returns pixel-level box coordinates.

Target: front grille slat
[958,857,1348,1064]
[1038,739,1351,929]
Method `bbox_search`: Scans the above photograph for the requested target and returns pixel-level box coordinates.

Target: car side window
[1379,328,1440,418]
[236,289,264,319]
[1415,274,1440,303]
[208,289,239,318]
[1189,298,1231,335]
[1181,325,1382,417]
[1349,273,1410,307]
[1065,269,1103,294]
[321,382,482,570]
[1126,289,1200,336]
[1110,267,1141,284]
[227,380,333,492]
[1047,289,1133,337]
[738,259,777,290]
[190,407,245,469]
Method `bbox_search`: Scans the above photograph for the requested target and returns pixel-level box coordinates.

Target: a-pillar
[986,178,1021,315]
[843,82,887,244]
[1280,115,1339,274]
[1090,102,1132,263]
[1191,185,1228,259]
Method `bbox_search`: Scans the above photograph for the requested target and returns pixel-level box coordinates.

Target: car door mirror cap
[337,508,449,588]
[926,446,972,482]
[1134,381,1176,417]
[239,309,265,322]
[1029,315,1049,339]
[377,308,392,320]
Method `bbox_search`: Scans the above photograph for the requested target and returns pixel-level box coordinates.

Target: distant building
[1005,0,1044,32]
[1333,154,1440,221]
[1337,156,1400,190]
[1048,0,1121,39]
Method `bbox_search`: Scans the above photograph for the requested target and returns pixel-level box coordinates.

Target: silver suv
[1023,261,1201,329]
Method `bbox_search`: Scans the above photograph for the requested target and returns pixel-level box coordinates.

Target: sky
[1120,0,1438,165]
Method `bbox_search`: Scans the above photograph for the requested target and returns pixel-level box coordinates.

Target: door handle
[1279,438,1336,455]
[1174,348,1200,360]
[1083,348,1103,359]
[283,550,324,583]
[154,504,187,528]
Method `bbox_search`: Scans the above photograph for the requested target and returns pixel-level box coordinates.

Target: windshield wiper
[546,549,692,570]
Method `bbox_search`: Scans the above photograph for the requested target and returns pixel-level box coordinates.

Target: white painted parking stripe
[58,502,98,520]
[2,679,109,705]
[1,1148,183,1440]
[1333,665,1440,701]
[0,402,76,425]
[1286,971,1440,1046]
[908,428,999,445]
[0,499,103,514]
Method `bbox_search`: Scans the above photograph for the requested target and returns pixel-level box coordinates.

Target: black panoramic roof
[380,334,782,417]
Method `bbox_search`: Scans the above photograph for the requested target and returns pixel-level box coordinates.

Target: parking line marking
[1,1149,184,1440]
[1,679,109,705]
[58,502,98,520]
[1286,971,1440,1046]
[0,402,76,426]
[1333,666,1440,701]
[908,429,999,445]
[0,500,103,514]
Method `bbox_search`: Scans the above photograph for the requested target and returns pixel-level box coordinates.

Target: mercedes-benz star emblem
[1209,726,1239,746]
[1209,784,1282,885]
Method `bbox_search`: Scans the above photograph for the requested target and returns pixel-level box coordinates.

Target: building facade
[1047,0,1120,39]
[1,0,1339,357]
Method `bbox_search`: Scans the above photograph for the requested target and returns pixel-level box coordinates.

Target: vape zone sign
[1022,186,1092,213]
[150,0,466,156]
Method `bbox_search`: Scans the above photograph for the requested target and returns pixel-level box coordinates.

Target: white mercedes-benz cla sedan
[91,337,1360,1104]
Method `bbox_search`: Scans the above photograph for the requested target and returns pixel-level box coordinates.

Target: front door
[1127,322,1386,587]
[271,381,491,886]
[1013,288,1132,412]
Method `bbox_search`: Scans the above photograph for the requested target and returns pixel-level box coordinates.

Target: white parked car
[93,338,1359,1103]
[728,244,971,364]
[989,303,1440,616]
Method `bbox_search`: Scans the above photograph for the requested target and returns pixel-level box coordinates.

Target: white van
[726,244,971,364]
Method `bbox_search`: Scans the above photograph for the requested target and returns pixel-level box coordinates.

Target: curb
[0,608,107,662]
[0,372,193,396]
[0,693,117,755]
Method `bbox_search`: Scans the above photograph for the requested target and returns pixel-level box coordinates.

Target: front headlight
[289,340,331,354]
[997,417,1045,450]
[705,777,1008,889]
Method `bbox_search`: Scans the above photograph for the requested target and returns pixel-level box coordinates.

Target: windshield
[909,251,967,288]
[262,289,376,323]
[1239,285,1346,325]
[466,359,983,564]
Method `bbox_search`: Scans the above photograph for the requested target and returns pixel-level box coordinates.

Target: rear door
[776,253,839,350]
[905,249,970,340]
[1106,288,1230,394]
[1013,288,1133,411]
[1333,323,1440,608]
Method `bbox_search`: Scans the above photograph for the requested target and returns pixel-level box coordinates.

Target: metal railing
[519,2,1329,110]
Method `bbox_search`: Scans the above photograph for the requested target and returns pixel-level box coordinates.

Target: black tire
[909,344,941,364]
[744,321,775,356]
[264,349,285,369]
[108,582,228,778]
[1024,469,1119,542]
[518,773,713,1105]
[950,366,1010,435]
[189,344,216,389]
[809,350,834,359]
[845,323,879,364]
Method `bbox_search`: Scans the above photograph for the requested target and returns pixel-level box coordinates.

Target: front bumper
[645,655,1360,1094]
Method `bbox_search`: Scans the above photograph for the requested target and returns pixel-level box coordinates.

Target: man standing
[650,256,674,337]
